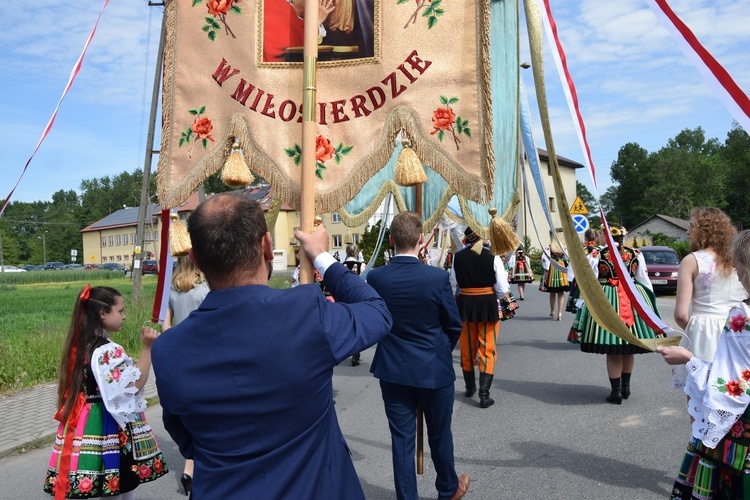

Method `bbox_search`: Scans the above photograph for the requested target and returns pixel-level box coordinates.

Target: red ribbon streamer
[151,209,172,323]
[0,0,110,217]
[53,392,86,500]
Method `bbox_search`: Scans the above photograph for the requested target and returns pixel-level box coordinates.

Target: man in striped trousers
[451,227,510,408]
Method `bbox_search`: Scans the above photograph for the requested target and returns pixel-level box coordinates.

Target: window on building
[549,197,556,212]
[108,236,114,246]
[179,213,187,220]
[333,235,342,248]
[117,255,122,261]
[124,255,129,261]
[122,233,128,244]
[101,237,106,247]
[145,232,152,242]
[115,235,121,246]
[352,234,360,245]
[153,231,158,241]
[110,256,115,262]
[131,233,136,245]
[332,212,341,223]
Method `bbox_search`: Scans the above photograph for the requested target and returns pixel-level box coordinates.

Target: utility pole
[38,231,48,264]
[0,217,4,271]
[132,2,166,303]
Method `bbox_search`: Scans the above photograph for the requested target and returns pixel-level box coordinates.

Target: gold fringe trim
[477,0,495,196]
[264,194,282,233]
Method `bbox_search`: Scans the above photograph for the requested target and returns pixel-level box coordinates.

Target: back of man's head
[390,212,422,253]
[188,192,267,284]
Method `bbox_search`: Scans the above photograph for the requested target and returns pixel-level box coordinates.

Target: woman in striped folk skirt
[507,247,534,300]
[541,241,570,321]
[572,225,664,405]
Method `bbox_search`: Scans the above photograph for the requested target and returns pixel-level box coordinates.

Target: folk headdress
[602,224,627,238]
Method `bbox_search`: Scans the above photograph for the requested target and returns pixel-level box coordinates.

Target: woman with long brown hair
[671,207,747,390]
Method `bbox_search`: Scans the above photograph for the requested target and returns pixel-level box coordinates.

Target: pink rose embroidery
[139,464,152,479]
[729,314,747,333]
[730,420,744,437]
[78,477,94,493]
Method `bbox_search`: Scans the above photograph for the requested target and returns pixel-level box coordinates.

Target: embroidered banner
[157,0,502,211]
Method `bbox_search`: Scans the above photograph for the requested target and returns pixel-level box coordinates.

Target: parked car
[44,262,65,271]
[19,265,36,271]
[0,265,27,273]
[84,263,99,270]
[639,246,680,293]
[64,263,84,270]
[100,262,126,273]
[141,260,158,275]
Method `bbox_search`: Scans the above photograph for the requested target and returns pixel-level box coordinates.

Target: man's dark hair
[390,212,422,252]
[188,192,267,281]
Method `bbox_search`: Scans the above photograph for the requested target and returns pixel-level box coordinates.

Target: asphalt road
[0,284,687,499]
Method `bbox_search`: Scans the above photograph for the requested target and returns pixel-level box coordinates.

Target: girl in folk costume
[44,286,167,499]
[541,239,570,321]
[507,246,533,300]
[571,224,664,405]
[565,228,601,316]
[657,230,750,499]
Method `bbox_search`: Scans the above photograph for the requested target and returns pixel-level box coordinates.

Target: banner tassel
[221,139,253,187]
[393,137,427,187]
[169,212,192,257]
[488,207,519,256]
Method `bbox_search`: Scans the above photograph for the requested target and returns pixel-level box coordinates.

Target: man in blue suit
[152,192,392,499]
[367,212,470,500]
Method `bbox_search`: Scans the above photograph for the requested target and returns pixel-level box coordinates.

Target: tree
[721,122,750,228]
[576,181,600,228]
[359,220,391,268]
[643,128,725,220]
[608,142,654,227]
[202,170,264,195]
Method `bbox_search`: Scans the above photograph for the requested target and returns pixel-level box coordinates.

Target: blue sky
[2,1,749,207]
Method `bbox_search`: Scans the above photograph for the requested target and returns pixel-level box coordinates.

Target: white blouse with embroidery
[685,302,750,448]
[91,340,147,429]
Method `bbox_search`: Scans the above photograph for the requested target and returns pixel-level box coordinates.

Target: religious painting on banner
[157,0,513,214]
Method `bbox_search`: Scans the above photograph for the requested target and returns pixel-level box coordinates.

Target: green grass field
[0,271,293,394]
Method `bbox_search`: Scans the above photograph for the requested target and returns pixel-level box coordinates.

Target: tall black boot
[621,373,631,399]
[463,370,476,397]
[607,377,622,405]
[478,373,495,408]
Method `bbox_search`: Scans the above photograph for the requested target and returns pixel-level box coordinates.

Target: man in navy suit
[152,192,392,499]
[367,212,470,500]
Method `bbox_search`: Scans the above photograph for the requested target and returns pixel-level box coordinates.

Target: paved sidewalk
[0,377,159,459]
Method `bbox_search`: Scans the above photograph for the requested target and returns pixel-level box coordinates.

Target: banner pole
[299,0,319,285]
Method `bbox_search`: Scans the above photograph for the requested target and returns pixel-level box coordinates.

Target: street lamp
[38,231,48,264]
